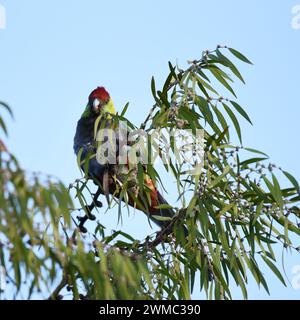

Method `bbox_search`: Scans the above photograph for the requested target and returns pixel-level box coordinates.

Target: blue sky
[0,0,300,299]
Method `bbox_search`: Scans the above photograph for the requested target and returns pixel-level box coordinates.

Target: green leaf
[222,103,242,143]
[261,256,286,286]
[244,147,269,157]
[240,157,268,168]
[272,174,284,207]
[157,91,170,109]
[196,76,219,96]
[120,102,129,117]
[163,69,174,95]
[228,48,253,65]
[94,115,102,138]
[230,100,252,125]
[151,76,158,102]
[208,165,231,189]
[0,116,8,136]
[210,104,230,140]
[76,148,84,170]
[283,171,300,193]
[216,203,236,218]
[211,261,231,298]
[0,101,14,119]
[195,96,213,122]
[210,68,237,98]
[263,175,283,208]
[118,231,136,242]
[154,204,174,210]
[151,215,173,221]
[187,195,197,216]
[168,61,177,79]
[215,50,245,83]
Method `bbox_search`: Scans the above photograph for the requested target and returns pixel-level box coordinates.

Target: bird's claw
[77,215,88,233]
[94,200,102,208]
[76,200,103,233]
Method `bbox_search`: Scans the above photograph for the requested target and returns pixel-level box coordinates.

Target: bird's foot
[77,215,88,233]
[77,194,103,233]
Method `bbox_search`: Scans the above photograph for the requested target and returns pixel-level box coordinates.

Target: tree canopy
[1,46,300,300]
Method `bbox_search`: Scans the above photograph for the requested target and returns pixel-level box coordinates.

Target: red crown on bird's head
[89,87,110,103]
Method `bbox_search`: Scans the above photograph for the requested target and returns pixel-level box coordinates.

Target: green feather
[81,104,91,118]
[103,99,116,115]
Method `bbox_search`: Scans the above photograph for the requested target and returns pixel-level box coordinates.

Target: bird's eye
[93,98,100,111]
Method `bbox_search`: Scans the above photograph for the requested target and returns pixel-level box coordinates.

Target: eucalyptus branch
[140,45,227,131]
[47,275,67,300]
[139,209,187,250]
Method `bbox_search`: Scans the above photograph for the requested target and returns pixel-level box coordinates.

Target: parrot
[73,87,183,231]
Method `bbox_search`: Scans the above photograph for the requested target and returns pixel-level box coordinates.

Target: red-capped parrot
[73,87,181,230]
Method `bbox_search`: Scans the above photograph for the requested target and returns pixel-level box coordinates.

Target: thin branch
[48,276,67,300]
[140,209,187,250]
[139,45,224,131]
